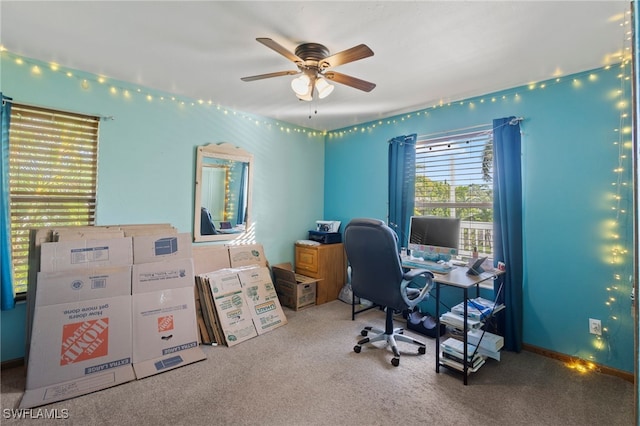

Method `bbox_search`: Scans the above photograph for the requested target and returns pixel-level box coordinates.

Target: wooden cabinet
[295,243,346,305]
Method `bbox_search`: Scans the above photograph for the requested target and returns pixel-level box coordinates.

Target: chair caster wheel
[354,345,361,353]
[360,330,368,337]
[391,357,400,367]
[418,346,426,355]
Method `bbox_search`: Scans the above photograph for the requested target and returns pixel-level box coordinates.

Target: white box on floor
[237,266,287,335]
[132,286,205,379]
[20,294,134,409]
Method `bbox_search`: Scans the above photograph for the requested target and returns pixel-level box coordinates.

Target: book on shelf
[451,297,505,320]
[440,311,482,330]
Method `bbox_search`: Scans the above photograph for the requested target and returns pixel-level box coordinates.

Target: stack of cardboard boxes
[129,231,205,379]
[20,225,205,409]
[194,244,288,346]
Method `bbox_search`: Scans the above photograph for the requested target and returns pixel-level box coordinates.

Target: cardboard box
[40,237,133,273]
[36,266,132,305]
[54,228,125,242]
[236,266,287,334]
[131,286,205,379]
[272,263,318,310]
[132,232,192,264]
[192,244,231,275]
[203,268,244,295]
[132,258,194,294]
[228,244,267,268]
[120,224,176,237]
[211,288,257,347]
[20,294,134,408]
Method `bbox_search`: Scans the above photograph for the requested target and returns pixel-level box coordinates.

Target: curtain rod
[417,117,524,140]
[2,98,114,121]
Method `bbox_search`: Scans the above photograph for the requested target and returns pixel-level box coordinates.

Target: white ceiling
[0,1,631,131]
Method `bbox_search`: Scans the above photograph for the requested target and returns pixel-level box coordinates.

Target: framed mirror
[194,142,253,242]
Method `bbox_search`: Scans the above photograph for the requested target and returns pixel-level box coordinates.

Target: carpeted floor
[1,300,635,425]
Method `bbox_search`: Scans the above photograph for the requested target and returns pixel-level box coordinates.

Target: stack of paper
[440,337,486,372]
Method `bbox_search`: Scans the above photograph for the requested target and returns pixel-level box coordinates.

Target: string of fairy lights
[1,13,635,372]
[565,12,633,373]
[0,44,632,140]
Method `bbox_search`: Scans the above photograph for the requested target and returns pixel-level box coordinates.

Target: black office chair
[200,207,218,235]
[344,218,434,366]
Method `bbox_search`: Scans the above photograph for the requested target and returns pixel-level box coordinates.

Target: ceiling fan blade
[241,70,300,82]
[324,71,376,92]
[256,38,303,64]
[319,44,374,69]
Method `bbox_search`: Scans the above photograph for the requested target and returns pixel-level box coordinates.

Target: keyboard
[401,258,454,274]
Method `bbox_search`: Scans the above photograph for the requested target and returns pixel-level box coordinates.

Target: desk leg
[435,281,440,373]
[463,286,468,385]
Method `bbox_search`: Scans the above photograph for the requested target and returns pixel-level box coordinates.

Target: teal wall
[1,51,635,375]
[0,53,325,362]
[324,66,635,373]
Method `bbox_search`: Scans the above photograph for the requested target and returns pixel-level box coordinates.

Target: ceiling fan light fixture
[291,74,311,96]
[315,76,334,99]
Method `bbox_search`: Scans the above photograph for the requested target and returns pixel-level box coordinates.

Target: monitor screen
[408,216,461,260]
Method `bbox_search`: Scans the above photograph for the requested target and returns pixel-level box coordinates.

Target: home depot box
[271,263,318,310]
[20,295,134,408]
[132,258,194,294]
[132,232,192,264]
[40,237,133,273]
[228,244,267,268]
[131,286,205,379]
[236,266,287,334]
[34,266,133,305]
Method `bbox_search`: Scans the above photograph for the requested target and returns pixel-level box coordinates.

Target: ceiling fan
[241,38,376,101]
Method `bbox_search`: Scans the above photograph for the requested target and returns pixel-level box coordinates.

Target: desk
[401,260,503,385]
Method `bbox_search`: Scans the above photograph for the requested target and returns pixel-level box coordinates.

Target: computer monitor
[408,216,461,261]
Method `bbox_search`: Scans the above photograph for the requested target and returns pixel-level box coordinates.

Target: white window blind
[8,103,99,294]
[415,127,494,257]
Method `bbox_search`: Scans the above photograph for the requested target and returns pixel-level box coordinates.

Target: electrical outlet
[589,318,602,336]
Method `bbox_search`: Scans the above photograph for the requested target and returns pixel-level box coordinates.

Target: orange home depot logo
[60,318,109,365]
[158,315,174,332]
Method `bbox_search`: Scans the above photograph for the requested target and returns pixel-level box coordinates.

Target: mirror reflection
[194,143,253,242]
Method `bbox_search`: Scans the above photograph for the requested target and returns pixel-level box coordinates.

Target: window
[8,103,99,294]
[414,128,493,259]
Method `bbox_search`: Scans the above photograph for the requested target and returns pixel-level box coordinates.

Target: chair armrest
[400,269,434,309]
[403,268,432,281]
